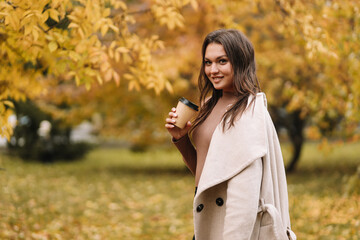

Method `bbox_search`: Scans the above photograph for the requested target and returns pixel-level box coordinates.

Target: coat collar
[196,93,268,197]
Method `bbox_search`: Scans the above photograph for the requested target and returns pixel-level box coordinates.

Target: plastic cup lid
[179,97,199,111]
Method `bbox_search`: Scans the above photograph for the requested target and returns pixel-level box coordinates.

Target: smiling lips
[211,76,224,83]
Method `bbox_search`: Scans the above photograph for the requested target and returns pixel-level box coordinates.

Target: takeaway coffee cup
[174,97,199,129]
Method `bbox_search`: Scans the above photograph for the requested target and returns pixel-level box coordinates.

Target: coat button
[196,204,204,212]
[216,197,224,206]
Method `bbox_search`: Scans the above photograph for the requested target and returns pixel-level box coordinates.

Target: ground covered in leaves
[1,142,359,239]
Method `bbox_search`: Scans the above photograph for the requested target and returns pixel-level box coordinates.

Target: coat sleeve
[172,134,197,175]
[223,158,262,239]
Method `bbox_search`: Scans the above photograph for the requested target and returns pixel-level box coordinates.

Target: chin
[213,84,224,90]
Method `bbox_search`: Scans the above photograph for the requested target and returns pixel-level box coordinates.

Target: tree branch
[273,0,306,41]
[127,9,151,15]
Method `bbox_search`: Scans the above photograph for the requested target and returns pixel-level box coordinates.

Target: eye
[219,59,228,64]
[204,60,211,66]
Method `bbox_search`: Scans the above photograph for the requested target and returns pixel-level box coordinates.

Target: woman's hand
[165,107,192,140]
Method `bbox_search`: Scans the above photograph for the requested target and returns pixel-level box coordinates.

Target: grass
[0,141,359,240]
[282,142,360,240]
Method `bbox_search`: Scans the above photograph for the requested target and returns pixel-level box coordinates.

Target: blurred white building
[0,118,98,148]
[70,121,98,143]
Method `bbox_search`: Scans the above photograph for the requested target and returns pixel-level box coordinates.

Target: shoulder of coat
[255,92,267,108]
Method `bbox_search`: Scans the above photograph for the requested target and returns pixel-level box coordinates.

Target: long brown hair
[190,29,261,133]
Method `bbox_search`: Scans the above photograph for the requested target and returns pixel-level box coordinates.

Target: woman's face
[204,43,234,93]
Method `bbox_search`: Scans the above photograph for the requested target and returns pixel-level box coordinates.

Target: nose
[210,63,219,74]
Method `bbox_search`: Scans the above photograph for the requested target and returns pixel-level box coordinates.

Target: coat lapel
[196,93,268,198]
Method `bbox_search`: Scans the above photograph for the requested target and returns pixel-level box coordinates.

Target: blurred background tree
[1,0,359,169]
[0,0,197,138]
[0,0,198,158]
[153,0,360,171]
[7,100,93,162]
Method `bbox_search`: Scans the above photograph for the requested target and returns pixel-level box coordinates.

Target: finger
[171,107,176,112]
[169,112,178,118]
[165,123,175,128]
[165,118,176,124]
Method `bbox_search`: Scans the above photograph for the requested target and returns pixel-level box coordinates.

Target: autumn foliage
[0,0,197,139]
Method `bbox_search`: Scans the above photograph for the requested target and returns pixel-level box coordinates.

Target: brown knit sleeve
[172,134,197,175]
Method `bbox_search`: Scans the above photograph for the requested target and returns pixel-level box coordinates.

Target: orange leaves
[188,0,199,10]
[2,7,21,31]
[150,0,198,29]
[0,0,181,98]
[151,4,185,30]
[305,126,322,140]
[67,1,117,39]
[45,8,60,22]
[112,0,128,11]
[0,0,199,139]
[48,41,58,52]
[0,101,14,140]
[243,0,360,140]
[2,0,357,144]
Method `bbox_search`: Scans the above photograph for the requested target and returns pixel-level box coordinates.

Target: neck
[221,90,237,100]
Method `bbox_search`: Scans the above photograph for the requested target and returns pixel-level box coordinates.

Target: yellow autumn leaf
[113,71,120,85]
[114,0,127,10]
[68,23,79,29]
[104,69,113,82]
[100,62,111,72]
[103,8,111,18]
[85,81,91,90]
[32,27,39,41]
[109,24,119,33]
[165,81,173,93]
[128,80,140,91]
[108,47,114,59]
[75,75,80,86]
[49,9,60,22]
[101,24,109,37]
[69,51,81,61]
[116,47,129,53]
[84,68,96,77]
[114,51,120,63]
[75,42,86,53]
[123,73,133,80]
[190,0,198,10]
[96,73,103,85]
[48,41,58,52]
[3,100,14,108]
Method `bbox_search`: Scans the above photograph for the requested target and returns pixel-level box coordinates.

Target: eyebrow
[204,55,228,61]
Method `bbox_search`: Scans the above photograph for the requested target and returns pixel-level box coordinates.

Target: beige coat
[193,93,294,240]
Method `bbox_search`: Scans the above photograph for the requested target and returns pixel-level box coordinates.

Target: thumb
[184,121,192,130]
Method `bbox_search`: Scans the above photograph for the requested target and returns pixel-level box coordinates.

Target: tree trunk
[270,108,305,172]
[285,111,305,172]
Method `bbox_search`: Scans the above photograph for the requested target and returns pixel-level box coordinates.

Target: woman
[165,29,296,240]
